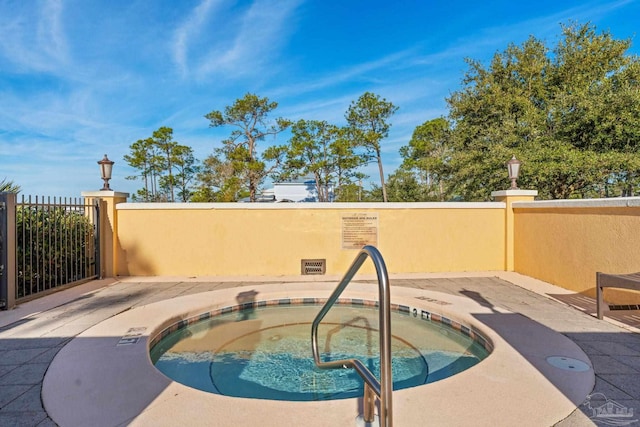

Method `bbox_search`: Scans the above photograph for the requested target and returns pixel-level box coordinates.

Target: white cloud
[0,0,69,74]
[39,0,67,62]
[270,49,417,100]
[172,0,224,77]
[195,0,303,80]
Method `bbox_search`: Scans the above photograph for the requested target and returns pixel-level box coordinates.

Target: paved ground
[0,274,639,426]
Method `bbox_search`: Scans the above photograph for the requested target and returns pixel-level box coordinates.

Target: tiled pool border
[44,282,595,427]
[148,297,494,353]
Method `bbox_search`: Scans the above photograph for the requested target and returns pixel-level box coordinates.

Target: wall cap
[491,190,539,197]
[81,191,130,198]
[116,201,505,210]
[513,196,640,209]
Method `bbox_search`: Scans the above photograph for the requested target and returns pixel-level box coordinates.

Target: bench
[596,272,640,319]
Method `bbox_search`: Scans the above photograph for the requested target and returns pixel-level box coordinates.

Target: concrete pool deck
[1,272,639,426]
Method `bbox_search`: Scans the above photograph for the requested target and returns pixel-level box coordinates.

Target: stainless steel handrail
[311,245,392,427]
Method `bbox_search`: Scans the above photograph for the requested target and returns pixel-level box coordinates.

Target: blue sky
[1,0,638,197]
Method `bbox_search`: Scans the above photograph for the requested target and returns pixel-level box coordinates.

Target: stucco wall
[514,198,640,302]
[114,203,506,277]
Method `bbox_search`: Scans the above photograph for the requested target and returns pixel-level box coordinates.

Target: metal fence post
[0,192,17,310]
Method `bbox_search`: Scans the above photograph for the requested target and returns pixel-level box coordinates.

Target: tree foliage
[284,120,364,202]
[191,147,247,202]
[152,127,179,202]
[346,92,398,202]
[171,145,199,202]
[383,169,431,202]
[122,93,396,203]
[445,22,640,200]
[124,127,196,202]
[118,23,639,204]
[203,93,290,202]
[399,117,453,201]
[124,138,158,201]
[335,172,369,202]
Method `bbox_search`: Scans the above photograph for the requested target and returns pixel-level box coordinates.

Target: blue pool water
[150,303,488,401]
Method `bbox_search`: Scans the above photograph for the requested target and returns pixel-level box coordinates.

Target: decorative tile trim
[148,297,493,353]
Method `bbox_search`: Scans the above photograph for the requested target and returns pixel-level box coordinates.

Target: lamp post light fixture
[98,154,115,191]
[507,155,521,190]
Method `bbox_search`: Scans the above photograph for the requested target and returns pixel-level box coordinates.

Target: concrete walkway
[0,273,639,426]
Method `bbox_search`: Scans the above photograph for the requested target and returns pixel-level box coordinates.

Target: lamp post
[507,155,521,190]
[97,154,115,191]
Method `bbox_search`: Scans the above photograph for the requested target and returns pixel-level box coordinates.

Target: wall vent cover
[301,259,326,275]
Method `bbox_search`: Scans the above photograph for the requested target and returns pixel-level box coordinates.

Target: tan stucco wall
[114,203,506,277]
[81,191,129,278]
[491,190,538,271]
[514,198,640,302]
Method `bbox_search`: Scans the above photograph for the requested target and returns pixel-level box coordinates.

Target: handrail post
[311,245,393,427]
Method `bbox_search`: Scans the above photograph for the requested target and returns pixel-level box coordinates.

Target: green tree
[346,92,398,202]
[384,169,429,202]
[399,117,453,201]
[335,179,365,202]
[205,93,291,202]
[285,119,333,202]
[285,120,363,202]
[331,128,368,201]
[173,145,199,202]
[124,138,162,201]
[191,148,247,202]
[446,22,640,200]
[125,128,197,202]
[152,127,179,202]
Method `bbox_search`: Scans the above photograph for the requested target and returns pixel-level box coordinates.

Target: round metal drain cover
[546,356,590,372]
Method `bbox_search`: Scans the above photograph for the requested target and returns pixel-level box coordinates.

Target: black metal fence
[0,193,100,307]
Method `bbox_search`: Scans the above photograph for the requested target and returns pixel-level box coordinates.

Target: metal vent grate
[609,304,640,311]
[301,259,326,275]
